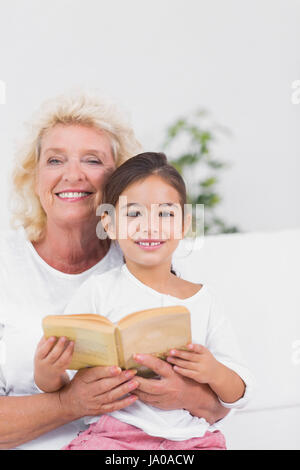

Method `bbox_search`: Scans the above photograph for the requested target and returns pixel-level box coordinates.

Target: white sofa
[173,228,300,450]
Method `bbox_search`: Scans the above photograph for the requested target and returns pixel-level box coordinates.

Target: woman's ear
[183,211,192,238]
[101,214,117,240]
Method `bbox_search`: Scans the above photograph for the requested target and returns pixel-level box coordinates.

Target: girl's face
[105,175,191,268]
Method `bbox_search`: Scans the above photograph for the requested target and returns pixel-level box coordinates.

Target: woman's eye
[86,159,103,165]
[47,157,62,165]
[84,155,103,164]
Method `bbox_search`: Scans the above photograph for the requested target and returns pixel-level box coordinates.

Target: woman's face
[35,124,116,230]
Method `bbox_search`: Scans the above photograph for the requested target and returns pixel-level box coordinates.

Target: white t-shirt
[63,263,254,441]
[0,227,124,450]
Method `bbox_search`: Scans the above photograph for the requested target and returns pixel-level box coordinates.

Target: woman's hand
[58,365,139,421]
[34,336,75,392]
[131,354,230,424]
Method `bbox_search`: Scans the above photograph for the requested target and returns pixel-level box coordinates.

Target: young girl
[34,152,253,450]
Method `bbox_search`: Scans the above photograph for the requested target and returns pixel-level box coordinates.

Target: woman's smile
[55,190,93,202]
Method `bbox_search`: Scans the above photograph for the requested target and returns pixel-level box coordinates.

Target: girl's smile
[134,239,166,251]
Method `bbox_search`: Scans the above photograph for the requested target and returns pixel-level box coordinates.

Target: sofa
[173,228,300,450]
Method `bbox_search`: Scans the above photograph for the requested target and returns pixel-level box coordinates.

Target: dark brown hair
[102,152,187,208]
[101,152,188,276]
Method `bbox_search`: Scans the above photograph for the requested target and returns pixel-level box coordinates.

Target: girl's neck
[125,258,176,295]
[32,220,110,274]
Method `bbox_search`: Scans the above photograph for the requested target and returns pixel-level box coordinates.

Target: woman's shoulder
[0,226,26,245]
[0,227,28,262]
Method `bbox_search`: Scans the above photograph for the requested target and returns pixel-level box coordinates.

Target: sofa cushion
[173,229,300,410]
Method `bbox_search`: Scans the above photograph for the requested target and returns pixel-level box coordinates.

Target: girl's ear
[101,214,117,240]
[183,211,192,238]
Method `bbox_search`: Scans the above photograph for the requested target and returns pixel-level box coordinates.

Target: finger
[101,394,138,412]
[46,337,70,363]
[186,344,206,354]
[55,341,74,368]
[166,356,200,370]
[37,335,47,348]
[96,377,139,404]
[77,366,136,384]
[132,354,173,378]
[36,336,57,360]
[173,365,200,380]
[168,348,204,361]
[130,389,163,406]
[131,376,163,395]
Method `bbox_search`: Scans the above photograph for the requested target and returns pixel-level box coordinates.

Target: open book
[42,306,191,377]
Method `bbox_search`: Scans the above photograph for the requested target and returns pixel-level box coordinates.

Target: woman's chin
[50,211,97,230]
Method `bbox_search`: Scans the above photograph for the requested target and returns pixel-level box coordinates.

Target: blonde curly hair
[10,92,142,242]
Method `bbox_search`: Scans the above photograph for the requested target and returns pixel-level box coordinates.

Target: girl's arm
[166,343,246,404]
[133,293,254,413]
[167,292,254,408]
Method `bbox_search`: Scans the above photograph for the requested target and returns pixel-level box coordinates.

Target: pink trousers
[62,415,226,450]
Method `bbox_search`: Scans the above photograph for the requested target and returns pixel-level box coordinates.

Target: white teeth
[58,192,90,198]
[138,241,162,246]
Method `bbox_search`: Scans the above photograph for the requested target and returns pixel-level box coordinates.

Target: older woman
[0,93,229,450]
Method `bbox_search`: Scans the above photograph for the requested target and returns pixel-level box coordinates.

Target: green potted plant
[162,109,239,235]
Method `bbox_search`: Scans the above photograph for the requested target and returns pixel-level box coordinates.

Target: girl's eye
[127,211,141,217]
[159,211,174,217]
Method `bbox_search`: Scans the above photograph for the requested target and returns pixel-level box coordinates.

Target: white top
[63,263,254,441]
[0,227,124,450]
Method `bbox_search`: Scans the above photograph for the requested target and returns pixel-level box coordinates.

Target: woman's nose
[62,160,86,183]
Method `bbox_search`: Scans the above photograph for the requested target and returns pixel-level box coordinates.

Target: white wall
[0,0,299,232]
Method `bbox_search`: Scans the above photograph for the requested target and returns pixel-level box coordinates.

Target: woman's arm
[131,354,230,424]
[0,392,74,449]
[0,366,139,449]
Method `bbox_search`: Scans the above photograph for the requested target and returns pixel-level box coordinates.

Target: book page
[43,316,119,369]
[118,307,191,374]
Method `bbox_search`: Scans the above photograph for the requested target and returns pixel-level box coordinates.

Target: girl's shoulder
[171,276,204,300]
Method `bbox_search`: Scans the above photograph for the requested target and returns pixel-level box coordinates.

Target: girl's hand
[166,343,220,385]
[34,335,75,393]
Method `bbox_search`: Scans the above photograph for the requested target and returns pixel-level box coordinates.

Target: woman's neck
[32,221,110,274]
